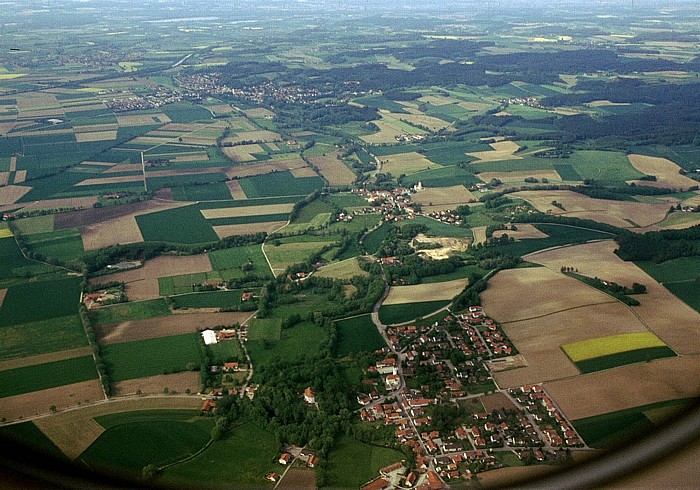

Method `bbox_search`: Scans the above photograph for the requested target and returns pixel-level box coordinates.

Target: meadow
[0,356,98,398]
[171,182,233,201]
[0,277,81,327]
[90,299,171,325]
[324,436,404,489]
[247,321,327,375]
[378,300,450,325]
[101,333,203,382]
[362,222,392,254]
[171,290,251,310]
[164,421,279,486]
[158,271,223,296]
[239,171,324,198]
[136,205,219,244]
[0,315,87,361]
[208,245,270,280]
[334,314,386,357]
[0,237,58,283]
[80,411,213,475]
[24,228,84,262]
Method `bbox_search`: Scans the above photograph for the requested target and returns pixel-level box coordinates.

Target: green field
[635,258,700,313]
[239,171,324,198]
[208,245,270,280]
[90,299,171,325]
[0,237,59,283]
[207,213,291,227]
[136,205,219,244]
[101,333,203,382]
[0,356,98,398]
[379,300,450,325]
[164,421,278,487]
[171,182,233,201]
[12,215,54,235]
[663,281,700,313]
[158,271,223,296]
[326,193,368,209]
[0,276,82,327]
[334,314,386,357]
[0,421,66,459]
[24,228,84,262]
[362,222,392,254]
[208,339,245,365]
[80,410,213,475]
[400,165,481,187]
[324,436,403,489]
[247,321,327,374]
[573,346,677,374]
[0,315,87,361]
[494,223,615,257]
[553,163,583,181]
[171,290,251,309]
[265,240,335,273]
[573,398,698,449]
[159,102,213,123]
[398,216,472,238]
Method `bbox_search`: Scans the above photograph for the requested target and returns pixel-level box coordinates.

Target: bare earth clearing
[0,380,104,425]
[511,190,669,228]
[97,311,252,344]
[112,372,200,396]
[90,254,212,301]
[480,392,519,412]
[34,396,201,459]
[529,240,700,354]
[383,278,468,305]
[412,233,470,260]
[545,355,700,420]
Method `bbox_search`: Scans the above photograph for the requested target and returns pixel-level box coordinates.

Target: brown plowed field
[90,254,212,301]
[18,196,98,213]
[278,469,316,490]
[544,355,700,420]
[0,347,93,372]
[81,215,144,251]
[0,380,104,424]
[480,268,614,324]
[480,392,519,412]
[226,180,247,199]
[34,396,201,459]
[96,311,252,344]
[0,185,31,205]
[55,199,190,230]
[112,372,200,396]
[528,240,700,354]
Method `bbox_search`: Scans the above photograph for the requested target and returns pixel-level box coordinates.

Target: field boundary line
[500,300,618,325]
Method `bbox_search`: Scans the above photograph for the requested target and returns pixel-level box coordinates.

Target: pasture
[208,245,270,280]
[171,290,251,310]
[101,333,203,382]
[164,421,279,487]
[324,436,403,489]
[0,236,58,282]
[264,240,335,275]
[90,299,170,325]
[158,271,223,296]
[0,356,98,398]
[112,372,201,397]
[80,411,213,475]
[247,321,327,372]
[0,315,87,361]
[334,314,386,357]
[362,222,392,254]
[136,205,219,244]
[379,300,450,325]
[316,257,369,280]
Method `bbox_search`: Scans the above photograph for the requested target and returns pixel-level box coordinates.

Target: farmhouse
[201,400,216,413]
[304,387,316,404]
[279,453,292,465]
[223,362,239,372]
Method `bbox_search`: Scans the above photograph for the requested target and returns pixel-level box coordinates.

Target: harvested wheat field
[0,347,93,372]
[242,107,276,119]
[478,169,562,184]
[0,380,104,425]
[494,302,647,389]
[384,278,468,305]
[627,154,699,190]
[112,372,200,396]
[97,311,252,344]
[213,221,287,239]
[481,268,615,324]
[0,288,6,309]
[75,174,144,186]
[492,224,549,241]
[104,163,142,173]
[360,119,410,145]
[200,203,294,219]
[0,185,31,205]
[468,141,522,163]
[82,216,144,251]
[315,257,369,280]
[544,355,700,420]
[308,153,357,186]
[18,196,98,213]
[471,226,487,245]
[0,172,8,185]
[91,254,213,301]
[412,185,477,212]
[34,396,201,459]
[222,144,265,162]
[224,158,307,179]
[13,170,26,183]
[73,123,119,133]
[528,240,700,354]
[116,113,171,126]
[459,101,494,111]
[394,113,451,131]
[290,166,319,178]
[511,190,669,228]
[75,130,117,143]
[381,152,441,176]
[227,180,248,199]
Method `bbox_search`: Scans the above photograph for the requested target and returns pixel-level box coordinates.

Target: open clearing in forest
[529,240,700,354]
[0,380,104,424]
[627,154,699,189]
[544,355,700,420]
[467,141,522,163]
[308,153,357,186]
[492,224,549,241]
[89,254,212,301]
[200,203,294,219]
[384,278,468,305]
[481,268,616,323]
[411,185,477,212]
[511,190,670,228]
[34,397,201,459]
[96,311,251,344]
[112,372,200,396]
[381,151,441,175]
[213,221,287,239]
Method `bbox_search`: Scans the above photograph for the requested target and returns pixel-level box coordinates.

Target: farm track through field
[499,301,619,325]
[0,346,93,372]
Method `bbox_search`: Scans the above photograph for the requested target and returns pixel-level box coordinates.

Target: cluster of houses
[82,288,126,309]
[354,187,419,223]
[509,385,584,448]
[457,307,517,357]
[498,96,542,108]
[426,209,468,226]
[395,133,427,142]
[266,446,319,483]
